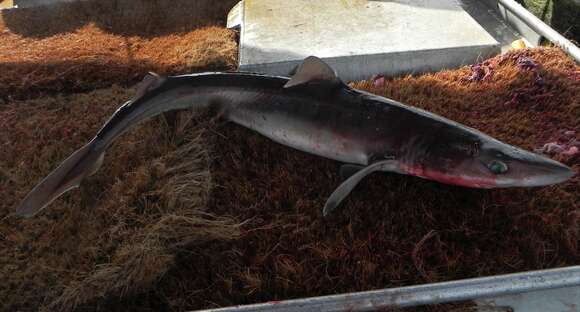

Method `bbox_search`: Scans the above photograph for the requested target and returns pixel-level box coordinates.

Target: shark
[15,56,575,217]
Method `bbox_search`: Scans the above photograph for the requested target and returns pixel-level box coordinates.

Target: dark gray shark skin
[15,57,575,217]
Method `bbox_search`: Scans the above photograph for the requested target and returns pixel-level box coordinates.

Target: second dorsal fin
[284,56,341,88]
[133,72,166,100]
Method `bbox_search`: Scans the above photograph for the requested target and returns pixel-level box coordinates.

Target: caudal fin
[15,141,104,217]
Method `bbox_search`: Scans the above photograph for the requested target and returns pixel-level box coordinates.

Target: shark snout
[495,150,575,187]
[519,163,574,187]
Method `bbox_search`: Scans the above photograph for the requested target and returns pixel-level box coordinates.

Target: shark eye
[488,160,509,174]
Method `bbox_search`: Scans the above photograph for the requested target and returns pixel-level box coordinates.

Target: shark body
[15,57,575,217]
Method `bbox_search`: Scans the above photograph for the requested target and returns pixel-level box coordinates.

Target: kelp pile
[0,0,238,102]
[1,1,579,311]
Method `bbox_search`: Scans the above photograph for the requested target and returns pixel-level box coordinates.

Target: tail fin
[15,141,104,217]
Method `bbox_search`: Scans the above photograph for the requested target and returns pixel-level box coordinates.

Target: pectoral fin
[323,160,397,217]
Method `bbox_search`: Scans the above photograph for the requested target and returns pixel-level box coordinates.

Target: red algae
[0,0,239,102]
[0,7,578,309]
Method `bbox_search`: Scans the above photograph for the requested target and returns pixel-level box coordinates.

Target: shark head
[398,124,575,189]
[469,138,574,188]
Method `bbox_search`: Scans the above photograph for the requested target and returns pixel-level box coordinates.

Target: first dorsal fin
[284,56,341,88]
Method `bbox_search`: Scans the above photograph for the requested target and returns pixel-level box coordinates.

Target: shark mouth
[399,164,497,188]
